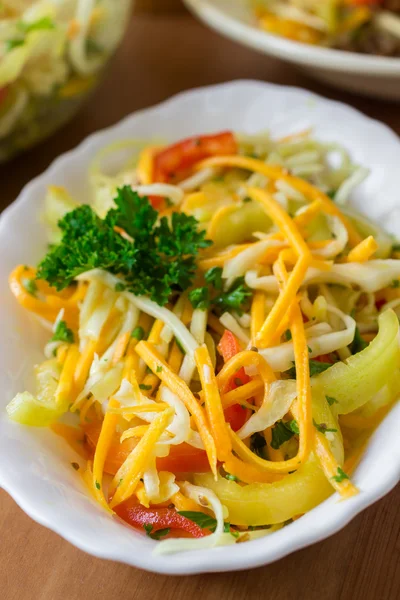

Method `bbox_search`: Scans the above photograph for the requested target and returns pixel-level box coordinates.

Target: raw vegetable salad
[255,1,400,56]
[0,0,131,162]
[7,128,400,553]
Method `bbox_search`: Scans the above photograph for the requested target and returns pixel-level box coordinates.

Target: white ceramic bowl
[0,80,399,574]
[184,0,400,100]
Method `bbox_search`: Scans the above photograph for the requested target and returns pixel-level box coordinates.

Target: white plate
[184,0,400,100]
[0,81,399,574]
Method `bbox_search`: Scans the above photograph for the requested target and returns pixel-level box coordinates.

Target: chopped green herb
[213,277,252,316]
[350,326,368,355]
[156,366,163,373]
[143,525,170,540]
[270,420,298,450]
[288,419,299,434]
[392,243,400,252]
[5,39,24,52]
[313,419,337,434]
[37,186,211,307]
[284,329,292,341]
[145,366,153,375]
[139,384,152,391]
[189,286,210,310]
[51,320,74,344]
[326,395,338,406]
[391,279,400,288]
[85,38,103,55]
[309,360,333,377]
[71,462,79,471]
[132,326,145,341]
[205,266,223,290]
[308,345,312,353]
[117,478,124,488]
[95,481,101,490]
[286,359,333,379]
[178,511,217,531]
[225,473,240,482]
[22,278,37,296]
[243,196,252,203]
[234,378,243,387]
[115,282,126,292]
[17,16,54,33]
[250,432,267,458]
[331,467,349,483]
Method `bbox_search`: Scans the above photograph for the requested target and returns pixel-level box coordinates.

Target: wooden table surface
[1,12,399,600]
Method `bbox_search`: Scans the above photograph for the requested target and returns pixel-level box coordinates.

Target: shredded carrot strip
[223,454,283,484]
[275,256,313,466]
[120,425,150,441]
[112,331,131,365]
[278,128,312,144]
[147,319,165,345]
[242,188,312,347]
[108,403,168,416]
[181,297,194,326]
[260,254,310,347]
[248,187,311,258]
[198,244,253,270]
[314,432,359,498]
[74,339,97,391]
[135,341,217,476]
[109,408,174,508]
[79,395,96,424]
[221,378,263,409]
[56,344,68,365]
[168,340,184,373]
[92,404,120,511]
[251,291,265,346]
[136,145,162,184]
[347,235,378,263]
[293,200,322,229]
[9,265,62,322]
[195,344,231,461]
[172,491,204,513]
[55,344,80,408]
[50,423,87,459]
[197,156,362,247]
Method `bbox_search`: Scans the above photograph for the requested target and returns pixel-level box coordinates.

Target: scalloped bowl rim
[0,80,399,575]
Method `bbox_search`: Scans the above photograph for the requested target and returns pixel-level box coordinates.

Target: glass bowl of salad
[0,0,133,163]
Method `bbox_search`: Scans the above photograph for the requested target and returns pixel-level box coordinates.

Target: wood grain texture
[134,0,184,13]
[0,13,399,600]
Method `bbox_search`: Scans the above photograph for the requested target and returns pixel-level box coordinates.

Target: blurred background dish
[255,1,400,57]
[184,0,400,99]
[0,0,132,163]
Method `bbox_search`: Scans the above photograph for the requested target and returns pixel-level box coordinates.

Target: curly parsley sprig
[37,186,212,306]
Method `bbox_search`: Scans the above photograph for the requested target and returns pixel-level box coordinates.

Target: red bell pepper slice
[153,131,237,183]
[313,353,335,364]
[114,501,205,538]
[84,423,209,475]
[217,330,251,431]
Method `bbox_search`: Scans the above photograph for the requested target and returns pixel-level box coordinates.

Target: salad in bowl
[5,120,400,554]
[255,1,400,56]
[0,0,132,162]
